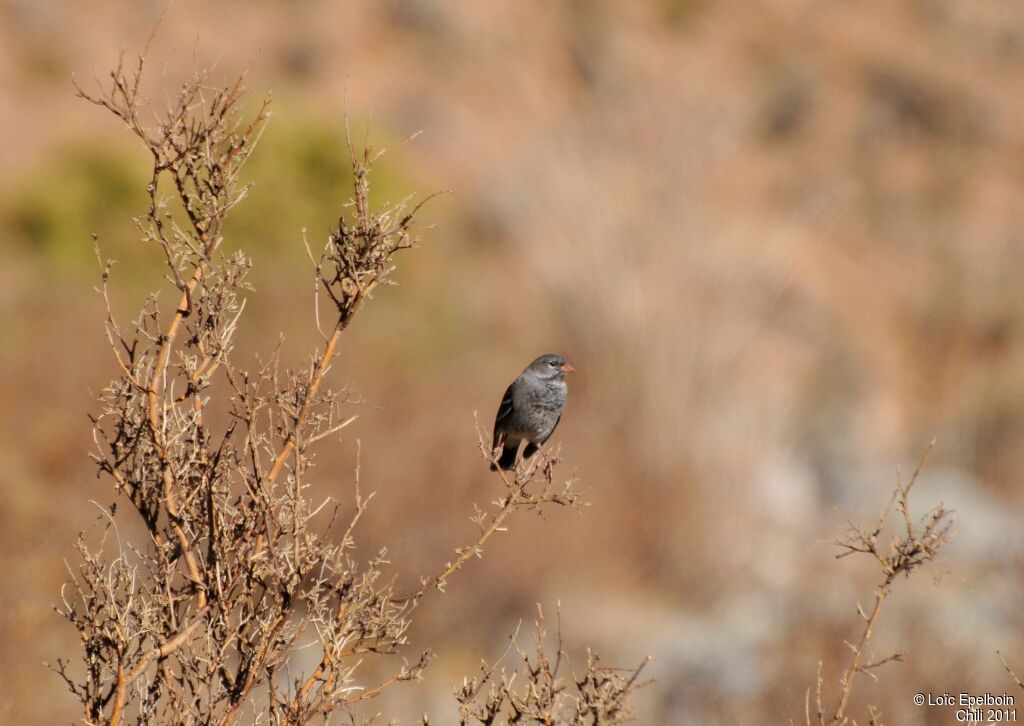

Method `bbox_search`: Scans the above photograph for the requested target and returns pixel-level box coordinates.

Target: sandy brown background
[2,1,1024,723]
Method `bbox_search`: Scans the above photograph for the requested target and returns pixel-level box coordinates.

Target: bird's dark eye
[549,361,559,367]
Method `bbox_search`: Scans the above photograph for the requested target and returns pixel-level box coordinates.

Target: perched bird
[491,354,574,471]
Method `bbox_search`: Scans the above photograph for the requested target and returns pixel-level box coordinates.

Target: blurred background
[3,1,1024,723]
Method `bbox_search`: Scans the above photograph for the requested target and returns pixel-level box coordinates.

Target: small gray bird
[491,354,574,471]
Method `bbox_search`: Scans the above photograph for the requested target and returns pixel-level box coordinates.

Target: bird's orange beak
[560,362,576,373]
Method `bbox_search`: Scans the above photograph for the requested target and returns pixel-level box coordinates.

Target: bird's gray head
[526,354,575,382]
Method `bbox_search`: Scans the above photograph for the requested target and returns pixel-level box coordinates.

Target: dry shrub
[49,50,639,725]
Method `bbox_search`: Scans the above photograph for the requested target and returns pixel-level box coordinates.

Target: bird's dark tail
[491,446,518,471]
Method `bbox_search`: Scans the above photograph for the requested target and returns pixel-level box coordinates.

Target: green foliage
[224,114,411,258]
[2,143,146,270]
[2,114,412,276]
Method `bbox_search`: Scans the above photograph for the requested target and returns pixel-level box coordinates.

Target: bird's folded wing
[493,383,516,441]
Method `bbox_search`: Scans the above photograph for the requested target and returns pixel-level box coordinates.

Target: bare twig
[811,442,954,726]
[999,651,1024,693]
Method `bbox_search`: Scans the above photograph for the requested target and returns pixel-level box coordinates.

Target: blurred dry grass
[2,0,1024,723]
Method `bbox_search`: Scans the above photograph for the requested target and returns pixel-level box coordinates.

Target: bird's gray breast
[510,376,566,440]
